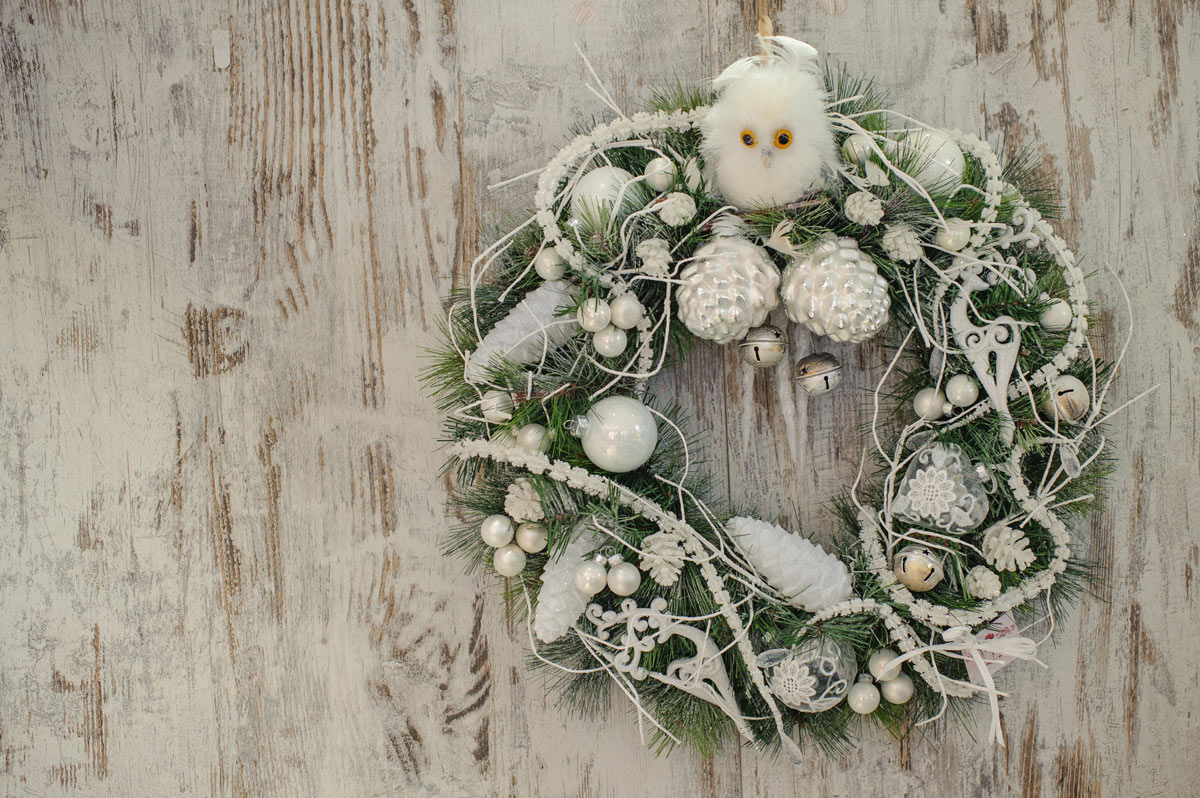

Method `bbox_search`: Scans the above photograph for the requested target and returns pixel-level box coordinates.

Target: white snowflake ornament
[844,191,884,226]
[966,565,1002,599]
[881,223,923,263]
[981,524,1036,572]
[676,236,780,344]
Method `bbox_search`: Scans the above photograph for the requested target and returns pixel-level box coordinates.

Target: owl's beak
[761,151,772,169]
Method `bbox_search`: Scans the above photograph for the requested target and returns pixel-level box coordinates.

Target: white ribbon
[882,624,1046,747]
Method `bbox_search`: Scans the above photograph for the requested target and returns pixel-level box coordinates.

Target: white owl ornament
[700,36,837,210]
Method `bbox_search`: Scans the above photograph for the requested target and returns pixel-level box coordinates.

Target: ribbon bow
[883,624,1046,747]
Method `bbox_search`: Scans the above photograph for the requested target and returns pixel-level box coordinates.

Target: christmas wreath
[424,33,1133,761]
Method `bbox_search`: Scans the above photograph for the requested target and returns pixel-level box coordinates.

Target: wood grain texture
[1,1,1197,796]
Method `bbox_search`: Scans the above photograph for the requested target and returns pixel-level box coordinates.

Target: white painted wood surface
[1,1,1197,796]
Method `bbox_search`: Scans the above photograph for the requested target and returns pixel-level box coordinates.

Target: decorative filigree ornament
[758,638,855,712]
[891,443,991,532]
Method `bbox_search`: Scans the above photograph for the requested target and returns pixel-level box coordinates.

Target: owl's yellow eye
[774,129,793,149]
[740,130,757,147]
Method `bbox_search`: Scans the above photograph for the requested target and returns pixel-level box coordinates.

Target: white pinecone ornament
[727,517,854,611]
[639,532,686,587]
[676,236,780,344]
[780,237,890,343]
[844,191,884,226]
[981,524,1036,572]
[533,525,601,643]
[881,223,923,263]
[966,565,1002,599]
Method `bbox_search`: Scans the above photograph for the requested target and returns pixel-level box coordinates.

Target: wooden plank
[0,0,1197,796]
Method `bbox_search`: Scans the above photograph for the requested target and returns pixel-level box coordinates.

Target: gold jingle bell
[739,325,788,367]
[893,544,944,592]
[795,352,842,395]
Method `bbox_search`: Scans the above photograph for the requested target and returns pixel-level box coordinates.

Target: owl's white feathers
[701,36,836,210]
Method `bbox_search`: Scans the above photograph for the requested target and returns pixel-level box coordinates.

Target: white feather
[702,36,835,210]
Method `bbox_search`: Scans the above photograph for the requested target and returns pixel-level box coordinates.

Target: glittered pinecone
[781,237,890,343]
[639,532,686,587]
[965,565,1002,599]
[727,516,853,612]
[676,236,780,344]
[533,524,601,643]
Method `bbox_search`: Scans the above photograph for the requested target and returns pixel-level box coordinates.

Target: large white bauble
[700,37,837,209]
[580,395,658,473]
[781,237,889,343]
[1039,298,1072,331]
[945,374,980,407]
[609,293,644,329]
[592,325,628,357]
[515,522,548,553]
[570,166,636,218]
[643,157,675,192]
[676,236,780,344]
[480,390,514,422]
[606,561,642,596]
[867,649,901,682]
[903,130,965,189]
[480,514,515,548]
[573,560,608,595]
[880,673,914,704]
[533,248,566,280]
[577,298,612,332]
[846,678,881,714]
[493,543,527,577]
[515,422,551,453]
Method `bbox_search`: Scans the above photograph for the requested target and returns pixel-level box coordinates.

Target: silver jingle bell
[893,544,945,592]
[795,352,843,395]
[739,325,788,367]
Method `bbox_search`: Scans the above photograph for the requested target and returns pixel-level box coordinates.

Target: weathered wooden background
[1,0,1197,795]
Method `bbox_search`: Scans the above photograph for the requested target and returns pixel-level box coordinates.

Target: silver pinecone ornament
[727,516,853,611]
[781,237,890,343]
[676,236,780,344]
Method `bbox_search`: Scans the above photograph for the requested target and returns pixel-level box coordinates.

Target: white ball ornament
[533,248,566,281]
[880,673,914,704]
[577,298,612,332]
[903,130,965,189]
[570,165,637,218]
[580,396,659,473]
[913,387,950,420]
[515,422,551,453]
[480,390,514,422]
[867,649,902,682]
[1039,298,1072,331]
[515,522,548,553]
[592,325,628,357]
[643,156,675,192]
[846,676,881,714]
[480,514,515,548]
[573,559,608,595]
[1043,374,1090,423]
[945,374,980,407]
[606,561,642,596]
[609,293,644,329]
[493,543,527,577]
[841,132,874,165]
[934,217,972,252]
